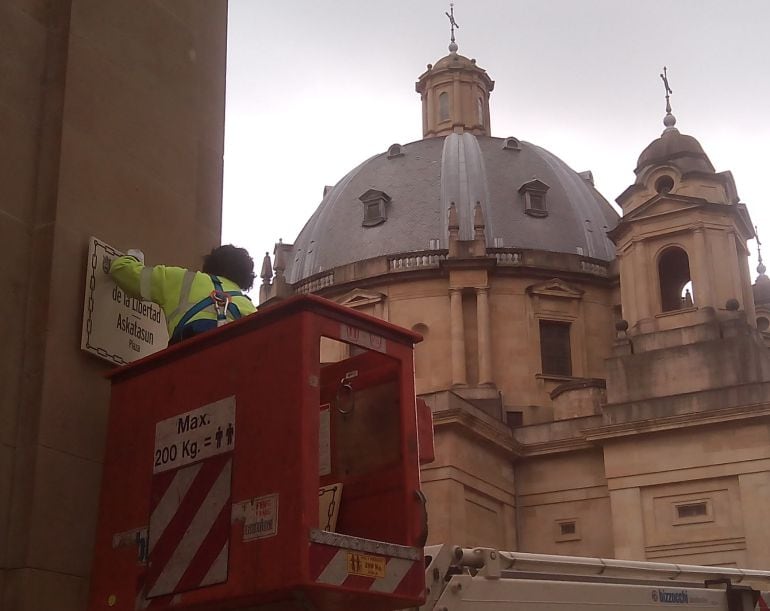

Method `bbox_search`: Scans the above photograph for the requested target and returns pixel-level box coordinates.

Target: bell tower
[415,5,494,138]
[603,68,770,413]
[610,70,756,334]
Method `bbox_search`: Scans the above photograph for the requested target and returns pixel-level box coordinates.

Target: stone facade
[260,44,770,570]
[1,2,227,609]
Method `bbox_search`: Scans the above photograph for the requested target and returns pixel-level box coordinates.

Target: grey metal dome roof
[286,133,619,284]
[635,128,715,176]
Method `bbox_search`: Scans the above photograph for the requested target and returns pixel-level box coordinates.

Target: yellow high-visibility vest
[110,256,256,340]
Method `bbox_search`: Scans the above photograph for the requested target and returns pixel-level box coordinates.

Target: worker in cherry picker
[110,244,257,344]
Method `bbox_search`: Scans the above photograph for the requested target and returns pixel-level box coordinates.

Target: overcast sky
[223,0,770,285]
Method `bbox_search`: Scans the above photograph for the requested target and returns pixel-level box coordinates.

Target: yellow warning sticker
[346,552,386,578]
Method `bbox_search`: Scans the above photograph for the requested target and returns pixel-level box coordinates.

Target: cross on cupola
[445,3,459,52]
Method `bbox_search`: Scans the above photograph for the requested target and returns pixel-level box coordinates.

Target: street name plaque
[81,237,168,365]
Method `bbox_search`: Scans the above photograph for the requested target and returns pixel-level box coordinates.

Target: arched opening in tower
[658,247,693,312]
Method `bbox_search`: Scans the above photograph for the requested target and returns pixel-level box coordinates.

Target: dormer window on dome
[503,137,521,151]
[519,179,550,217]
[359,189,391,227]
[387,143,404,159]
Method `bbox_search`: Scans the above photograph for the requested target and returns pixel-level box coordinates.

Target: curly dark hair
[202,244,255,291]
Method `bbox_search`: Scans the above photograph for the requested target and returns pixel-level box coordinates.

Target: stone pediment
[620,193,705,224]
[337,289,386,309]
[609,193,754,243]
[518,178,550,193]
[525,278,584,300]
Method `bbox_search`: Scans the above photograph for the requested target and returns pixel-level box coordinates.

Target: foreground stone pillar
[1,4,228,610]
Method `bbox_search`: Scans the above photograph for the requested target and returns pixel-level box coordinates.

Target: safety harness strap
[170,274,245,343]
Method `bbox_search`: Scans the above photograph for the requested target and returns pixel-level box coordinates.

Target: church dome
[285,132,619,283]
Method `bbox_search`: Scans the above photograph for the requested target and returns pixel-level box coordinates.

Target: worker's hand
[127,248,145,263]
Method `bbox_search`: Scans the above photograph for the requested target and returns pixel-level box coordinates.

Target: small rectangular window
[560,521,576,535]
[540,321,572,377]
[523,191,549,217]
[364,202,381,224]
[555,518,580,542]
[677,502,707,519]
[672,498,713,525]
[529,193,545,210]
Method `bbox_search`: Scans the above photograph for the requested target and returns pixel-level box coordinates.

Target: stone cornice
[283,247,617,301]
[512,403,770,456]
[584,402,770,443]
[516,436,597,457]
[432,407,521,456]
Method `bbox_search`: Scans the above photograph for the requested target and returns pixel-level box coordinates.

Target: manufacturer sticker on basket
[346,552,386,578]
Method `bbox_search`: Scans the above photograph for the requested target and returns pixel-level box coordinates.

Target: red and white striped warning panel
[308,530,424,598]
[756,593,770,611]
[142,397,236,599]
[145,454,232,598]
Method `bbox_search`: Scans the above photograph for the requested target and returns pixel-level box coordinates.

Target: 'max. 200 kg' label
[153,396,236,473]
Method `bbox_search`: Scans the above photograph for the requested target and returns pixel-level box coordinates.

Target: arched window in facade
[477,97,483,125]
[658,247,693,312]
[439,92,449,121]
